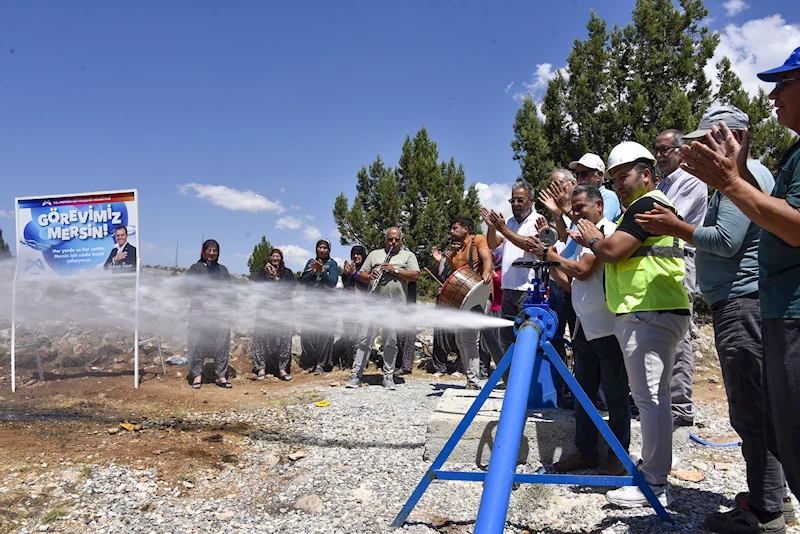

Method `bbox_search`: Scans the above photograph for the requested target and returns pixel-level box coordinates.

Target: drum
[437,266,492,311]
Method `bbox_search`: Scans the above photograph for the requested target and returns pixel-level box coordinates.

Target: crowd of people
[182,48,800,532]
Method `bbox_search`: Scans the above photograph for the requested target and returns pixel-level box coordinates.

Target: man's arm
[634,204,696,246]
[526,237,600,281]
[575,218,643,264]
[691,195,751,258]
[478,245,494,284]
[680,125,800,246]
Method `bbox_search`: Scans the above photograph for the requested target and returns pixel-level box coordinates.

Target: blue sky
[1,1,798,274]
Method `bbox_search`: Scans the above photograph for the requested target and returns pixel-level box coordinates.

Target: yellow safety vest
[605,190,689,314]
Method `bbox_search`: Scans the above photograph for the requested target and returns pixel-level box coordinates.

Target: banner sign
[15,190,139,278]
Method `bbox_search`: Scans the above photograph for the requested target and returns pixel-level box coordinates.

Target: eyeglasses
[576,170,596,179]
[776,77,800,90]
[386,237,401,242]
[508,197,529,204]
[653,145,679,155]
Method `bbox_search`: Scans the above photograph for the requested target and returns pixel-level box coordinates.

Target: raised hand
[679,121,749,193]
[431,246,443,263]
[538,189,560,216]
[634,203,680,235]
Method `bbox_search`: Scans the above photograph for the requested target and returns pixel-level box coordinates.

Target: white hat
[606,142,657,177]
[569,153,605,173]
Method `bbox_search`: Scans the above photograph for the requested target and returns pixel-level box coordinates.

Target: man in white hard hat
[575,141,690,509]
[653,129,708,429]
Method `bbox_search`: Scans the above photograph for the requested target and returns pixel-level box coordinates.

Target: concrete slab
[424,386,694,470]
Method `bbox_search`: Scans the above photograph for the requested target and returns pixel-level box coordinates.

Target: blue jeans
[572,326,631,459]
[713,296,785,513]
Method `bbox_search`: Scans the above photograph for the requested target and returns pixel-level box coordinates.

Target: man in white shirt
[654,129,709,427]
[480,180,546,354]
[527,185,630,477]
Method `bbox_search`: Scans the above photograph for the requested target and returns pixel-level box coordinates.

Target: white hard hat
[606,142,657,177]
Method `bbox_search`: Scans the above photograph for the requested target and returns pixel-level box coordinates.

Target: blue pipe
[689,432,741,448]
[474,321,541,534]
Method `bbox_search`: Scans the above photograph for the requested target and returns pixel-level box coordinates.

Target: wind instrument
[368,250,394,294]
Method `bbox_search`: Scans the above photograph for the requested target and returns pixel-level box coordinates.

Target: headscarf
[350,245,367,270]
[315,238,332,260]
[269,247,286,272]
[493,245,503,271]
[200,239,219,265]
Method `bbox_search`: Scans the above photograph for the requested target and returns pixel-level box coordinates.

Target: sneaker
[554,451,598,473]
[394,369,412,376]
[673,415,693,428]
[382,376,397,390]
[605,484,673,509]
[736,492,795,526]
[705,507,786,534]
[599,454,628,476]
[344,377,361,389]
[450,372,465,378]
[465,383,481,391]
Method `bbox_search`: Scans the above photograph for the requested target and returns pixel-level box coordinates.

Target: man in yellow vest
[574,141,690,509]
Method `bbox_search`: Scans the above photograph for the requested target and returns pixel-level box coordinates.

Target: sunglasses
[508,197,529,204]
[576,170,597,179]
[776,77,800,90]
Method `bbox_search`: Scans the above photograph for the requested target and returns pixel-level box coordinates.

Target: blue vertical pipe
[474,322,541,534]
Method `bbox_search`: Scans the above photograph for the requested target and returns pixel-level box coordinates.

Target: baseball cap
[757,46,800,82]
[569,153,605,173]
[684,105,750,139]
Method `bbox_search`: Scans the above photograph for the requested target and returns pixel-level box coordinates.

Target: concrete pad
[424,386,694,469]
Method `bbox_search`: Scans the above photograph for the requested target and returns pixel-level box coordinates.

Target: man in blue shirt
[637,105,790,533]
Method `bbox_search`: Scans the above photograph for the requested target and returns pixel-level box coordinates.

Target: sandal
[302,367,314,374]
[314,367,323,376]
[191,380,202,390]
[256,371,266,381]
[215,380,233,389]
[280,373,293,381]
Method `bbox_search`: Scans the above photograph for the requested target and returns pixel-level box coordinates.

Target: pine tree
[334,127,480,297]
[247,236,273,279]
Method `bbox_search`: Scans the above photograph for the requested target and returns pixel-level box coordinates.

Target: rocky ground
[0,323,798,533]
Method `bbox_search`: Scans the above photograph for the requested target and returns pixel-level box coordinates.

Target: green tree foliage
[334,127,481,296]
[247,236,273,279]
[513,0,718,179]
[0,228,10,257]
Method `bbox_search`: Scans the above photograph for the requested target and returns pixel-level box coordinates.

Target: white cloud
[505,82,514,93]
[277,244,311,270]
[142,242,158,251]
[290,205,302,211]
[305,215,315,220]
[0,210,12,218]
[178,183,284,213]
[476,182,514,232]
[723,0,749,16]
[302,225,322,242]
[512,63,562,103]
[275,216,303,230]
[279,187,286,193]
[705,15,800,97]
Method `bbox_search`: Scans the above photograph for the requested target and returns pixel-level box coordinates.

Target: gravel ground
[7,375,799,534]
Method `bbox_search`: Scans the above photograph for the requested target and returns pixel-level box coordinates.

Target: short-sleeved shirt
[600,186,622,223]
[615,196,678,242]
[571,217,616,341]
[657,167,708,253]
[759,142,800,319]
[360,248,420,303]
[449,234,490,272]
[501,211,546,290]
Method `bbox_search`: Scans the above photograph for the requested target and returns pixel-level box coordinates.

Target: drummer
[445,216,494,390]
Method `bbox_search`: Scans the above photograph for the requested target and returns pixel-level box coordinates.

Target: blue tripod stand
[392,260,673,532]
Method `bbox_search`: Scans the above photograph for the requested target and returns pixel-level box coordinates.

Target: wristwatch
[588,237,601,249]
[393,267,399,275]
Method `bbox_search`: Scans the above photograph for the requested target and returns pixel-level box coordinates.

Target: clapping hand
[634,203,680,235]
[310,259,324,274]
[576,218,603,248]
[679,121,750,193]
[431,246,443,263]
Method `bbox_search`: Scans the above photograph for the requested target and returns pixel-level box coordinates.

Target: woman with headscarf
[187,239,233,389]
[299,239,339,375]
[336,245,368,368]
[252,248,297,381]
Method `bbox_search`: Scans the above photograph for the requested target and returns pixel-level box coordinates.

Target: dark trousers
[572,326,631,458]
[713,296,785,513]
[550,284,577,361]
[762,318,800,500]
[499,289,528,354]
[432,329,458,373]
[396,329,415,372]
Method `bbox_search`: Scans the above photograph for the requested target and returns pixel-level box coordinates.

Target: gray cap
[684,105,750,139]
